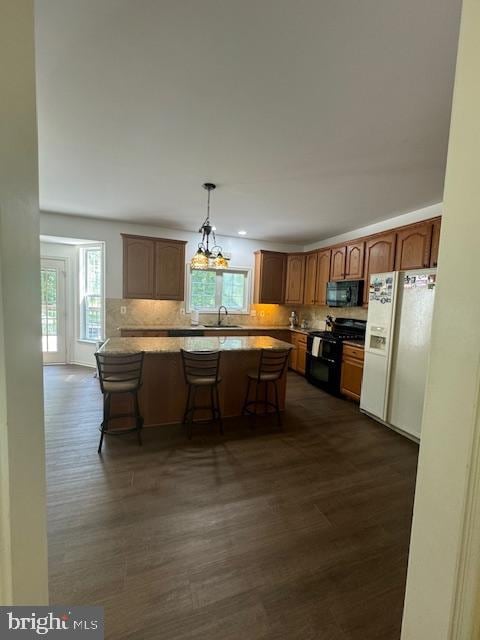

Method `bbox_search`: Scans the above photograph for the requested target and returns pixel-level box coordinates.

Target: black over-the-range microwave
[326,280,363,307]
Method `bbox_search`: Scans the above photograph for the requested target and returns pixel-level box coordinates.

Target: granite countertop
[343,338,366,348]
[98,336,294,355]
[118,324,313,335]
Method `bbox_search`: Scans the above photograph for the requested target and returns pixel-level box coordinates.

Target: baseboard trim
[69,360,96,369]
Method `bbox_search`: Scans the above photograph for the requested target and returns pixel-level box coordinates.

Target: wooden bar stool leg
[210,386,216,423]
[98,392,111,454]
[183,385,192,425]
[187,386,197,439]
[133,391,143,446]
[253,381,260,427]
[274,381,282,428]
[242,378,251,416]
[215,384,224,435]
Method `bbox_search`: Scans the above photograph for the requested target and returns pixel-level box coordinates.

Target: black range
[306,317,366,396]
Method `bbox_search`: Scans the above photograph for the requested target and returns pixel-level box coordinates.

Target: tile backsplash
[106,298,367,337]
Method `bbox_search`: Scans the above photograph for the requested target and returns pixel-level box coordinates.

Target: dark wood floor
[44,365,418,640]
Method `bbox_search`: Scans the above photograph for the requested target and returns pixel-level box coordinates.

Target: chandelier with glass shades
[190,183,230,270]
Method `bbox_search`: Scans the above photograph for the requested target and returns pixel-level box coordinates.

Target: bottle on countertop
[289,311,298,329]
[191,309,199,326]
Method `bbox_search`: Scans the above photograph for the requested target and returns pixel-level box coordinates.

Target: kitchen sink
[201,324,243,329]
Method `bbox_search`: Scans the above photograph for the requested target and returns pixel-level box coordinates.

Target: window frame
[186,266,252,314]
[78,243,105,342]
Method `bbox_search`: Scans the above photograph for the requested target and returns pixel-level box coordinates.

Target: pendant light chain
[190,182,230,270]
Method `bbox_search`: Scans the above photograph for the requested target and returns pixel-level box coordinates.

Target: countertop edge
[117,325,313,335]
[98,336,295,355]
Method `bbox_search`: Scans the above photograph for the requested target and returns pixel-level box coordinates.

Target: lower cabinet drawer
[343,344,364,360]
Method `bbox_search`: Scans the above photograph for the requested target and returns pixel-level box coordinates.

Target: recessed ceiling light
[238,230,247,235]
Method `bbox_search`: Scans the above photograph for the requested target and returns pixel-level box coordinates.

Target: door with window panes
[41,258,67,364]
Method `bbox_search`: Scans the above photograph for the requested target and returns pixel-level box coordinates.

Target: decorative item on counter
[289,310,298,329]
[190,183,230,270]
[300,319,309,330]
[191,309,199,326]
[325,314,335,331]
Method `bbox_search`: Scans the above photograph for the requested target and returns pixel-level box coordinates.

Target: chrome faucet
[217,305,228,326]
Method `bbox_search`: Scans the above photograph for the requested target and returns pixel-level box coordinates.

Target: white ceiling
[35,0,461,243]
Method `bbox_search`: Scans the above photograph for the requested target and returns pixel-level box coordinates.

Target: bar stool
[242,349,290,427]
[95,351,145,454]
[181,350,223,439]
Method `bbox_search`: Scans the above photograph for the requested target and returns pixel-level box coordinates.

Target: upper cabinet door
[430,218,442,268]
[285,254,306,304]
[303,252,318,305]
[345,241,365,279]
[253,251,286,304]
[363,232,397,303]
[394,222,432,270]
[154,239,186,300]
[123,235,155,299]
[315,249,331,305]
[330,246,347,281]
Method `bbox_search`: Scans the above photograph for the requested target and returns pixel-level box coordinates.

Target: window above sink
[186,266,251,315]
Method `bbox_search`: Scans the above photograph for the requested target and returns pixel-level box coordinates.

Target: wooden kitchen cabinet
[285,254,306,304]
[289,331,307,375]
[297,248,331,306]
[430,218,441,268]
[296,335,307,375]
[122,235,155,299]
[394,221,432,271]
[340,343,365,401]
[330,241,364,281]
[303,252,318,305]
[330,246,347,281]
[363,231,397,303]
[253,250,286,304]
[122,234,186,301]
[345,241,365,279]
[315,249,331,305]
[154,239,187,300]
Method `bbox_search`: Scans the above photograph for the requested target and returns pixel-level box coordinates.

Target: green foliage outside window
[190,268,248,311]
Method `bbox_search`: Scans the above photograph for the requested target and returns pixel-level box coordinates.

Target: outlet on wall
[250,309,257,317]
[120,306,127,315]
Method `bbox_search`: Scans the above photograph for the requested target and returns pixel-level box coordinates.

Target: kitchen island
[97,336,293,427]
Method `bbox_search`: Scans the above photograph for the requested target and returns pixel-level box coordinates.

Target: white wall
[0,0,48,604]
[305,203,442,251]
[40,212,304,299]
[401,1,480,638]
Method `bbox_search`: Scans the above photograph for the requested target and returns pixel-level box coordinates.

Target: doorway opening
[40,235,105,367]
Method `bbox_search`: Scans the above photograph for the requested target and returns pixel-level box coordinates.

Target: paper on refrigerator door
[369,274,394,304]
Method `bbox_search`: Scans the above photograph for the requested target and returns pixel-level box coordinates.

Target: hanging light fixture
[190,183,230,270]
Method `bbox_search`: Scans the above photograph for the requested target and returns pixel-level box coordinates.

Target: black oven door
[306,352,340,394]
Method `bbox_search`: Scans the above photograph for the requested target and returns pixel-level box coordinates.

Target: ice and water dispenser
[368,326,387,352]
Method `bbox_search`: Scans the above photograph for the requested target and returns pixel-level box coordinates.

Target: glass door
[41,258,66,364]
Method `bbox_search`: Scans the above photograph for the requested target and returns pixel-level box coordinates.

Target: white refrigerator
[360,269,436,441]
